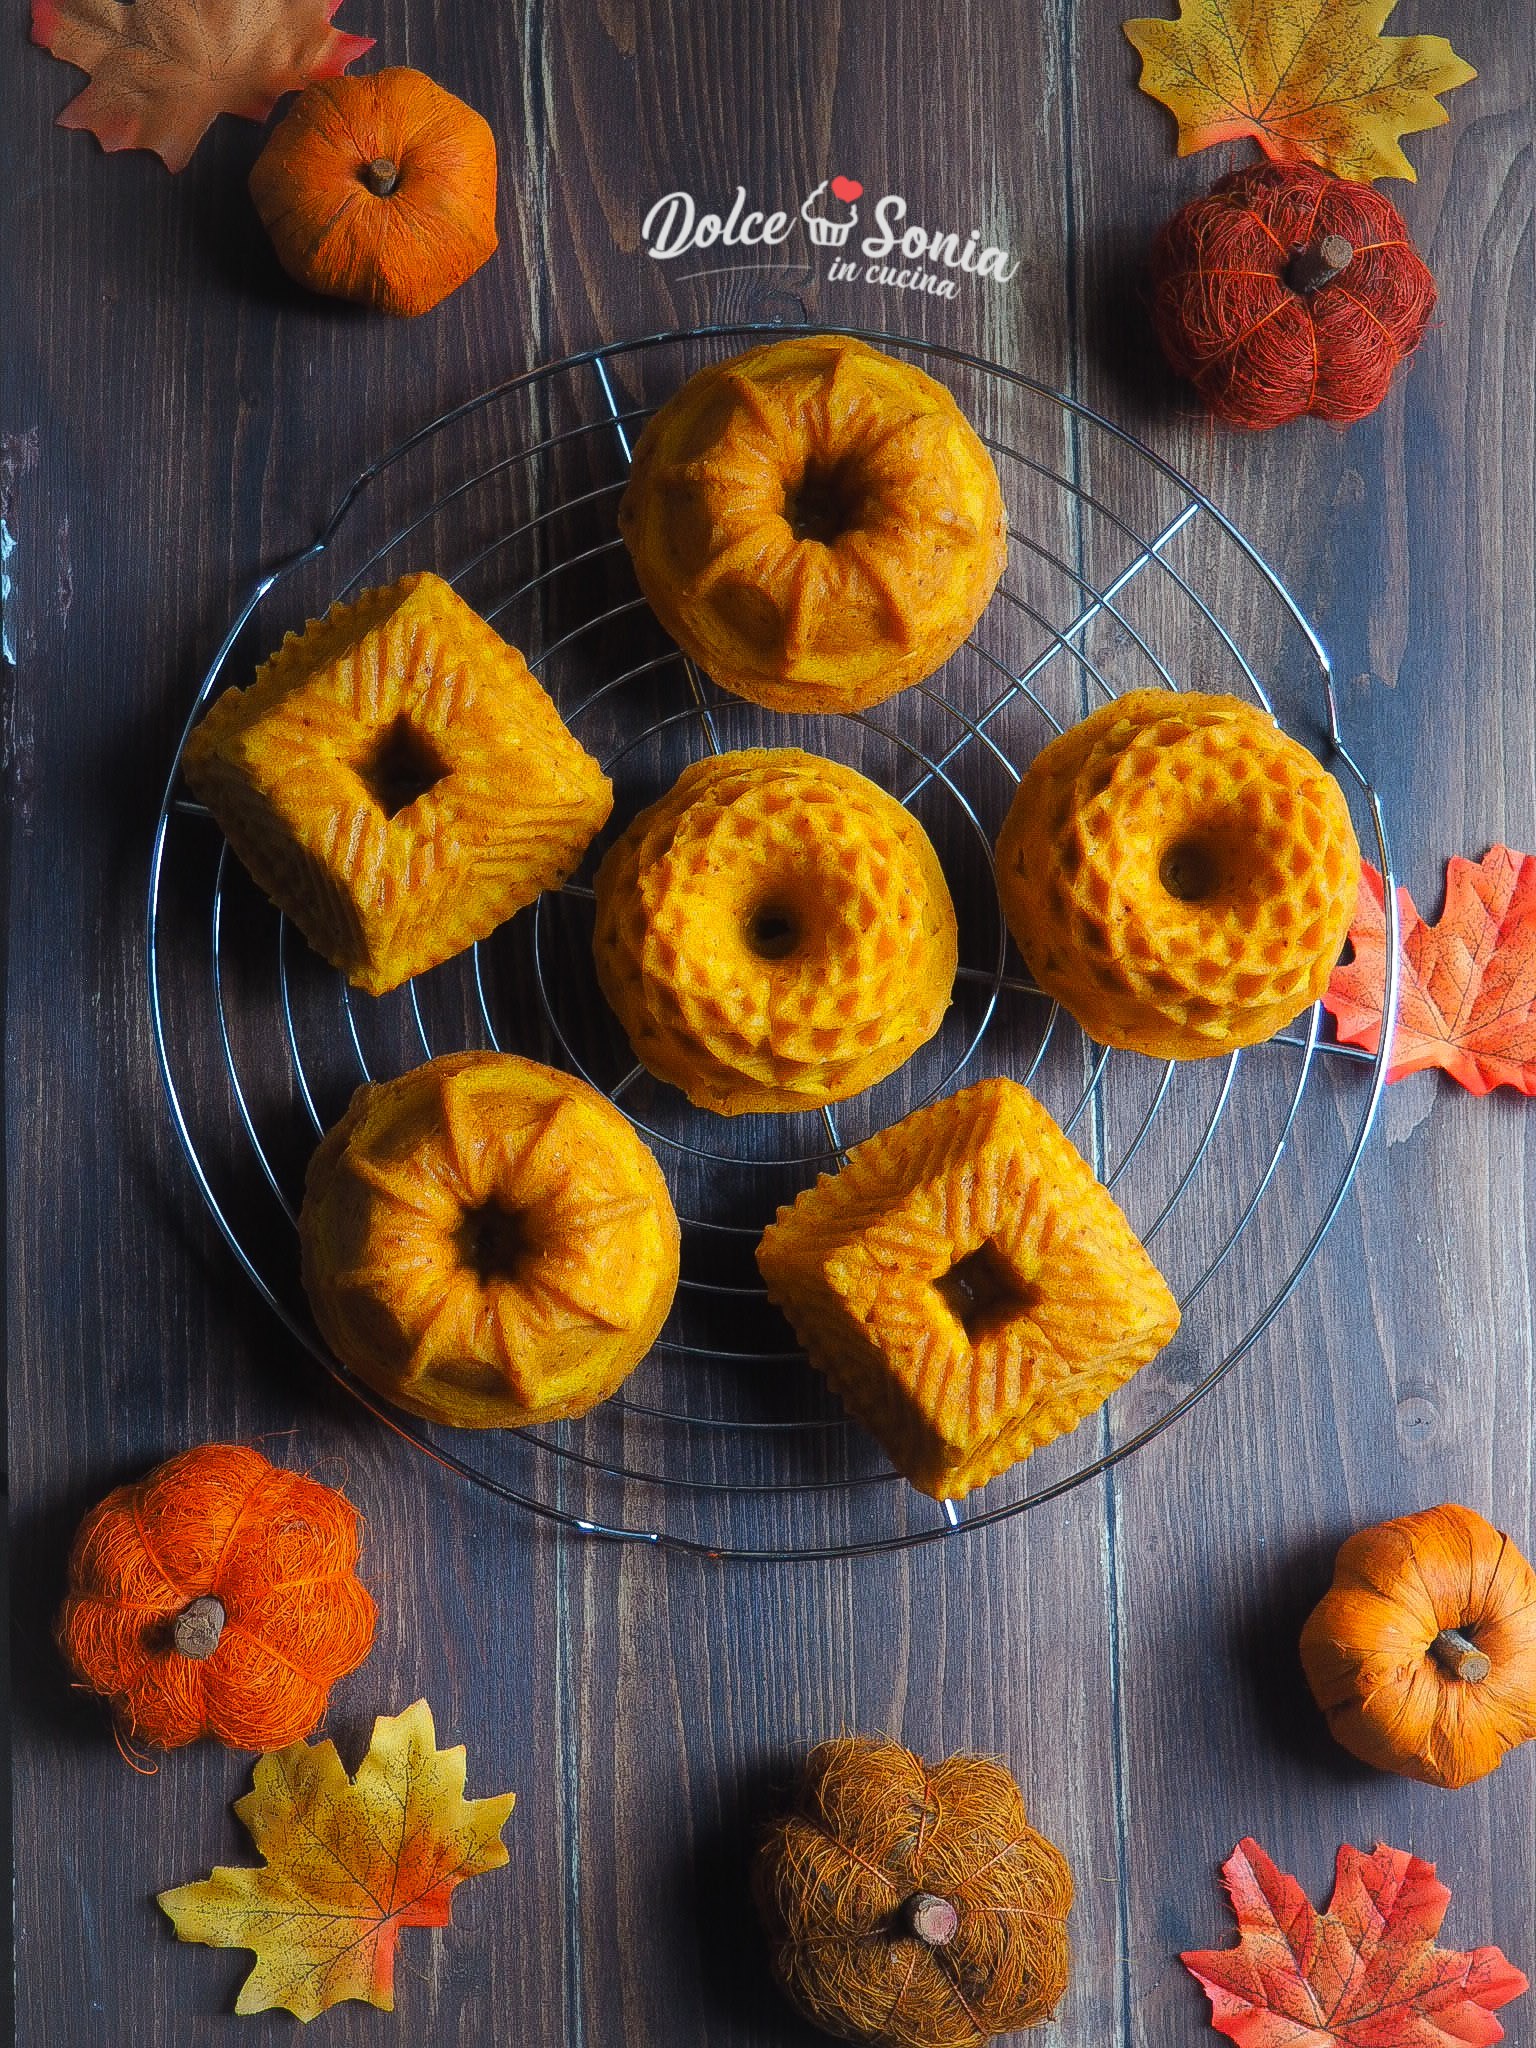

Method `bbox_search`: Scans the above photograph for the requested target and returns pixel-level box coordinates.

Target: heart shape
[830,175,863,204]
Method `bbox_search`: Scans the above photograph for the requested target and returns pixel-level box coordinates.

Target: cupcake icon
[800,176,862,249]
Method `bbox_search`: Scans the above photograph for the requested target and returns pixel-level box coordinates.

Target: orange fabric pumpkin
[754,1735,1072,2047]
[1300,1503,1536,1789]
[57,1443,376,1753]
[249,68,498,316]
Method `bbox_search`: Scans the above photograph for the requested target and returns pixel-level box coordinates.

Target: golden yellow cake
[995,691,1361,1060]
[617,335,1008,714]
[298,1051,680,1428]
[757,1078,1181,1500]
[184,571,613,996]
[593,749,958,1115]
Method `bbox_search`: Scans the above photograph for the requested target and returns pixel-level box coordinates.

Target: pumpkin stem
[172,1595,226,1661]
[362,157,401,198]
[1430,1627,1491,1682]
[900,1892,959,1947]
[1285,235,1355,295]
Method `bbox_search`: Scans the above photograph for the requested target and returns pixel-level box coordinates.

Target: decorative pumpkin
[57,1443,376,1753]
[1149,161,1437,428]
[1300,1503,1536,1789]
[249,68,498,316]
[753,1735,1073,2047]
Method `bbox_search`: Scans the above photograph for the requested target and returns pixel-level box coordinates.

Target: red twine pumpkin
[1149,161,1437,428]
[57,1443,376,1753]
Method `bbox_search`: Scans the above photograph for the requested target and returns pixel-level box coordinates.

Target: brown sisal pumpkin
[57,1443,376,1753]
[1300,1502,1536,1789]
[249,68,498,316]
[753,1735,1072,2047]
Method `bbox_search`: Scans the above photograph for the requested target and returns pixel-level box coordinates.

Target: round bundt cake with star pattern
[298,1051,679,1427]
[617,335,1008,714]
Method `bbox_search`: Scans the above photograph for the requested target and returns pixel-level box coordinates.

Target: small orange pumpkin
[1300,1502,1536,1789]
[57,1443,376,1753]
[249,68,498,316]
[754,1735,1072,2047]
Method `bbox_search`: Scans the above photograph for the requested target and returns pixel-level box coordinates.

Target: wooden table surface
[7,3,1534,2042]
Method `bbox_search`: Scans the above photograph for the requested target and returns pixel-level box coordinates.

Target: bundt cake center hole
[1160,835,1224,904]
[456,1201,535,1286]
[783,460,858,545]
[935,1243,1038,1344]
[746,899,804,960]
[356,717,448,819]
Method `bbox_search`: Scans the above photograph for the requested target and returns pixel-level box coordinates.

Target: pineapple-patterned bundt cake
[299,1052,680,1429]
[617,335,1008,714]
[995,691,1361,1059]
[757,1078,1181,1500]
[592,749,959,1115]
[184,571,613,996]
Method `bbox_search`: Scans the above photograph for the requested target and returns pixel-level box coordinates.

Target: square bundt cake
[757,1078,1181,1499]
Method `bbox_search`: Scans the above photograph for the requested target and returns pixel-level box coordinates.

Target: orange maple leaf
[158,1700,514,2021]
[1183,1838,1527,2048]
[1123,0,1476,183]
[31,0,373,173]
[1323,848,1536,1095]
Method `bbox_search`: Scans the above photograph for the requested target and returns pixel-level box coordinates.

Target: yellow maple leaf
[158,1699,514,2022]
[1123,0,1476,182]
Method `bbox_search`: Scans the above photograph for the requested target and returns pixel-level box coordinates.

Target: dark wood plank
[1066,0,1536,2025]
[6,1,1530,2042]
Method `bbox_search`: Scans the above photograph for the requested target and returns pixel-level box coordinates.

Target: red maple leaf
[1183,1838,1527,2048]
[1322,848,1536,1095]
[31,0,373,173]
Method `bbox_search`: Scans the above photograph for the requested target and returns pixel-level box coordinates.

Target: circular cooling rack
[149,323,1399,1560]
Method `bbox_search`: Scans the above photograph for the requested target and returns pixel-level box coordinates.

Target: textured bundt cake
[592,749,958,1115]
[757,1078,1181,1500]
[184,571,613,996]
[995,691,1361,1059]
[617,335,1008,714]
[299,1052,680,1428]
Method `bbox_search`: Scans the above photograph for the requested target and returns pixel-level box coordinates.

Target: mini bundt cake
[299,1051,680,1428]
[757,1078,1181,1500]
[618,335,1008,714]
[184,571,613,996]
[592,749,958,1115]
[995,691,1361,1059]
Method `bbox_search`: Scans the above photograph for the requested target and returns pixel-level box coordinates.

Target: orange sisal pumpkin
[1300,1502,1536,1789]
[754,1735,1073,2047]
[249,68,498,316]
[57,1443,376,1753]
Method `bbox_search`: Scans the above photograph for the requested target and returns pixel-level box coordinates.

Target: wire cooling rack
[148,323,1399,1560]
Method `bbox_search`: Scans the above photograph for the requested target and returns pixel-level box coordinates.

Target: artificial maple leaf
[1123,0,1475,183]
[1323,848,1536,1095]
[1184,1837,1527,2048]
[158,1699,514,2021]
[30,0,373,173]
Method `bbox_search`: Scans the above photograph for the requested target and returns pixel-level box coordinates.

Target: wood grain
[5,1,1532,2041]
